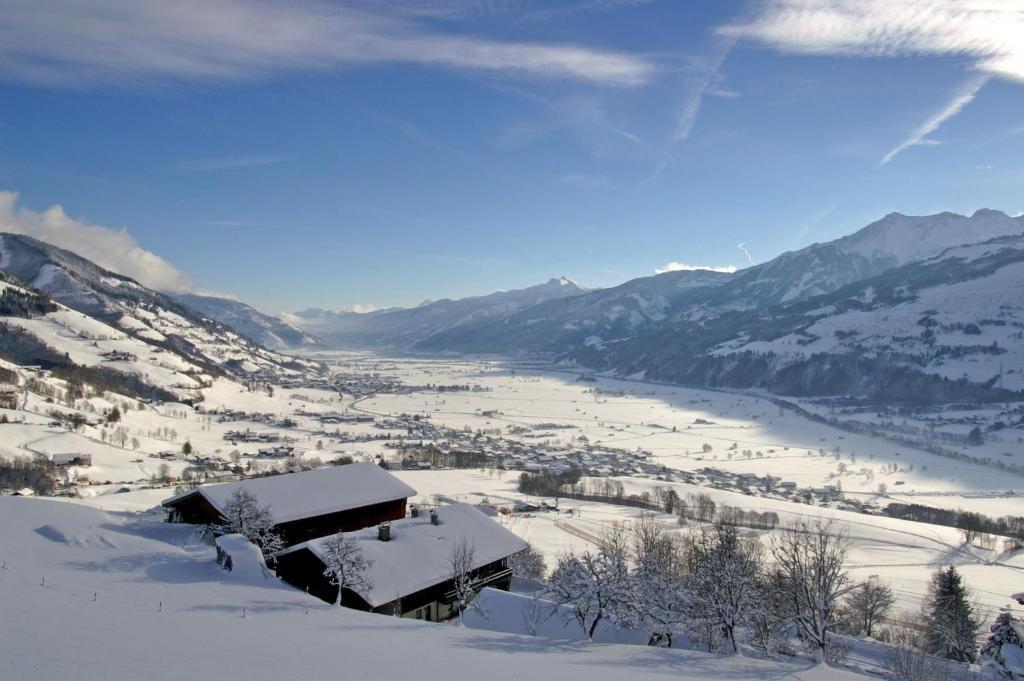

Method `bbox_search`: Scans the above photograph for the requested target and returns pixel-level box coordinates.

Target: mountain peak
[971,207,1008,219]
[844,208,1024,266]
[546,276,583,289]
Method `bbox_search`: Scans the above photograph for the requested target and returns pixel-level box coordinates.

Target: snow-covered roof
[162,463,416,525]
[282,503,528,608]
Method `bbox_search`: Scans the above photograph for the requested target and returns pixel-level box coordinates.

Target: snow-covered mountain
[309,209,1024,403]
[288,276,588,348]
[568,231,1024,401]
[0,233,321,401]
[174,293,321,351]
[413,268,731,355]
[416,211,1021,356]
[840,209,1024,267]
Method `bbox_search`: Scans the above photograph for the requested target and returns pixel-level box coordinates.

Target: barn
[275,503,529,621]
[161,463,416,547]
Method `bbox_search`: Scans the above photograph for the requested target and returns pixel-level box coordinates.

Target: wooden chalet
[161,463,416,547]
[275,503,529,622]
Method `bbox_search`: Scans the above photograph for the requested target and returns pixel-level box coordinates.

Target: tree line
[519,472,780,531]
[883,502,1024,547]
[537,515,986,674]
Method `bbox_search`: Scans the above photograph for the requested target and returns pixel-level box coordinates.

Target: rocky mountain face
[174,293,321,351]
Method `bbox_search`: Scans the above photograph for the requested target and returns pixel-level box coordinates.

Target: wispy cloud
[177,154,297,172]
[671,39,737,144]
[878,74,990,166]
[655,262,737,274]
[646,38,736,183]
[364,111,458,153]
[0,0,654,88]
[737,242,755,266]
[794,202,838,244]
[720,0,1024,82]
[486,84,648,155]
[720,1,1024,165]
[517,0,657,24]
[0,190,190,292]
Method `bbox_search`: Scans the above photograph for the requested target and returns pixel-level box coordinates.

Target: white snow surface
[842,209,1024,266]
[466,587,649,644]
[0,497,871,681]
[214,533,276,582]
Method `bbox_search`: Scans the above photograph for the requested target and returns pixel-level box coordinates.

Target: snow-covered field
[6,350,1024,678]
[337,356,1024,512]
[376,468,1023,617]
[0,496,871,681]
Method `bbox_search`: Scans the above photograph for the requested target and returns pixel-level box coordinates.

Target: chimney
[430,509,440,526]
[378,523,391,542]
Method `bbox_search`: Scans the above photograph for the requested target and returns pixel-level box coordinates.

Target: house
[50,453,93,467]
[275,504,529,621]
[0,387,18,410]
[101,350,137,362]
[161,463,416,547]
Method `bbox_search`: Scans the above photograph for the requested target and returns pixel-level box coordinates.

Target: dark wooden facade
[163,492,407,547]
[274,549,514,622]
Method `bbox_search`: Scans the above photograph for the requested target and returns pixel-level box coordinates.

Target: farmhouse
[275,503,528,622]
[161,463,416,547]
[50,453,92,467]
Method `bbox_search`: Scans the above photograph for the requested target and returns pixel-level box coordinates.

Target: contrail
[737,242,754,266]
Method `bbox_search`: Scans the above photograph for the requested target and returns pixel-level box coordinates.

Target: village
[6,352,1024,680]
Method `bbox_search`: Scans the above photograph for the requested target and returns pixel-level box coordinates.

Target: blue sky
[2,0,1024,313]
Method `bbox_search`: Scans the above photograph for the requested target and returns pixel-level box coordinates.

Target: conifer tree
[923,566,980,663]
[980,609,1024,678]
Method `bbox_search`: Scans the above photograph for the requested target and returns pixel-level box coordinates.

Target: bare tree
[448,537,480,625]
[521,593,550,636]
[884,619,963,681]
[508,547,547,580]
[213,488,284,556]
[625,514,689,647]
[772,518,854,663]
[546,542,632,639]
[684,519,764,654]
[749,569,791,659]
[846,576,895,637]
[319,534,373,607]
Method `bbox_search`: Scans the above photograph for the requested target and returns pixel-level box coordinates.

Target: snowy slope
[0,233,322,392]
[841,209,1024,267]
[0,497,872,681]
[174,292,321,351]
[688,234,1024,394]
